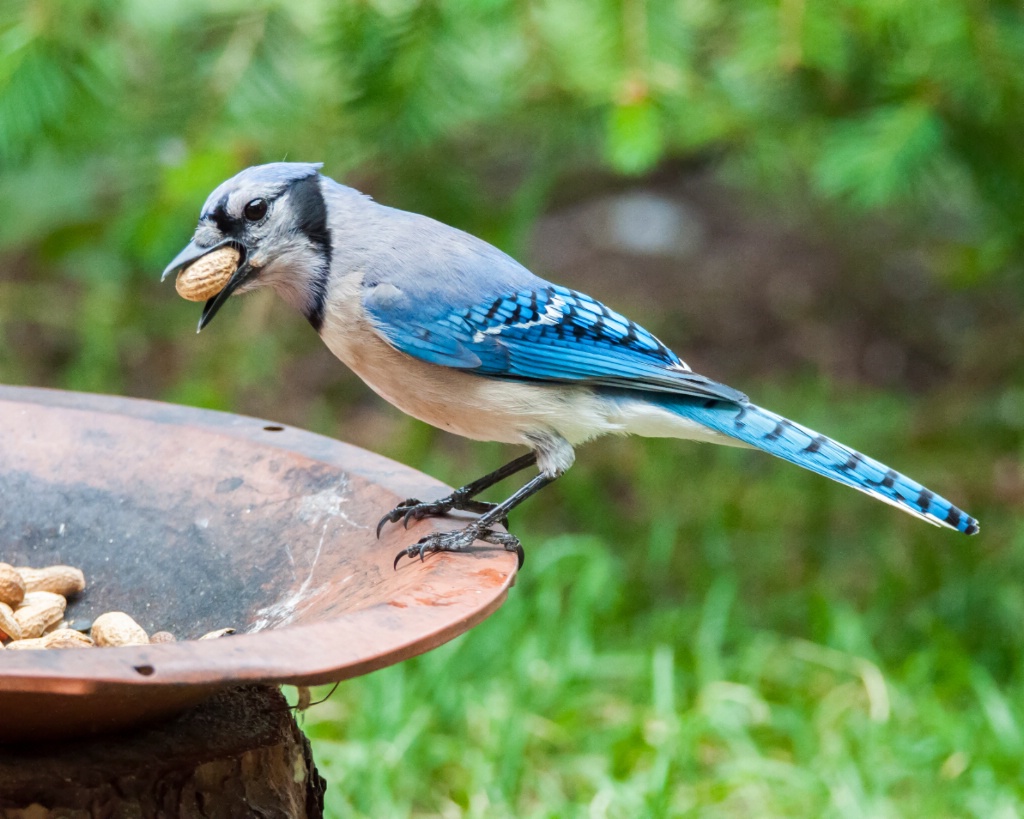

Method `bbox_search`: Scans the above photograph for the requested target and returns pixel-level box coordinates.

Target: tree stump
[0,685,326,818]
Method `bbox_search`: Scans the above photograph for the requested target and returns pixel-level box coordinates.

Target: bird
[162,162,979,568]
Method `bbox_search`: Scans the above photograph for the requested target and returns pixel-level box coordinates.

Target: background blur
[2,1,1023,815]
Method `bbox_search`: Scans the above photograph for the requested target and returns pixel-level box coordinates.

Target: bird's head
[162,162,332,331]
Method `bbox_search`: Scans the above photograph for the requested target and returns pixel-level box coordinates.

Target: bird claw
[375,498,423,538]
[376,495,505,538]
[392,526,524,570]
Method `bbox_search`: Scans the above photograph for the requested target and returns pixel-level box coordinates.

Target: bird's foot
[393,524,524,570]
[376,493,504,537]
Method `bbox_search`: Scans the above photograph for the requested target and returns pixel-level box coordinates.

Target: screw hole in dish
[263,425,285,432]
[134,665,155,676]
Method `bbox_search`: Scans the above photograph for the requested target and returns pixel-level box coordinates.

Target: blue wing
[364,282,746,402]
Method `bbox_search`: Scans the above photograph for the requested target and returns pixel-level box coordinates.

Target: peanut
[0,602,22,642]
[14,591,67,639]
[0,564,25,607]
[16,565,85,597]
[150,631,177,644]
[6,638,45,650]
[41,628,94,649]
[175,246,240,301]
[198,627,236,640]
[91,612,149,647]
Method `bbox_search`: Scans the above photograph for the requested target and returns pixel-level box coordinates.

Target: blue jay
[163,163,979,567]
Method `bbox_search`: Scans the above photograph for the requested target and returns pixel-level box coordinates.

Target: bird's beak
[161,239,253,332]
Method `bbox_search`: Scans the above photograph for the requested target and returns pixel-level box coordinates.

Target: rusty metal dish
[0,386,517,742]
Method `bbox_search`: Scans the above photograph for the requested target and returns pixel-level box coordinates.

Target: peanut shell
[198,627,236,640]
[0,564,25,607]
[6,638,45,650]
[0,602,20,642]
[150,631,177,644]
[14,591,67,639]
[17,565,85,597]
[175,246,240,301]
[42,628,94,649]
[91,612,149,647]
[43,619,68,635]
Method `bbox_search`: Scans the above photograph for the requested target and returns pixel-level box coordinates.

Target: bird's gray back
[320,177,544,320]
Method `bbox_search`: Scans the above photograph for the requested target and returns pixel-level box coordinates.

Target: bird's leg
[394,471,556,570]
[376,452,538,537]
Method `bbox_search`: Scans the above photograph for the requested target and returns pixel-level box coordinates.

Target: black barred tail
[665,398,979,534]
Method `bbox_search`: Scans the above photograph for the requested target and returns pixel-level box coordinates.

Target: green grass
[293,381,1018,817]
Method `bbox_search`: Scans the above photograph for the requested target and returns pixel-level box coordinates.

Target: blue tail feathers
[665,398,979,534]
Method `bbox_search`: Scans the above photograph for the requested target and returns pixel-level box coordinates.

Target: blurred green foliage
[3,0,1024,400]
[3,0,1024,398]
[1,1,1022,815]
[4,0,1024,275]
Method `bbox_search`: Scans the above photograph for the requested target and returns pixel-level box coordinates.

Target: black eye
[243,198,268,221]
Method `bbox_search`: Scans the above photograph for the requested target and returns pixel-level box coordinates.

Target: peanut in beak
[175,246,241,302]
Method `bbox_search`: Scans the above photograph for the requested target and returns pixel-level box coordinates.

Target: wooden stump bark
[0,685,326,818]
